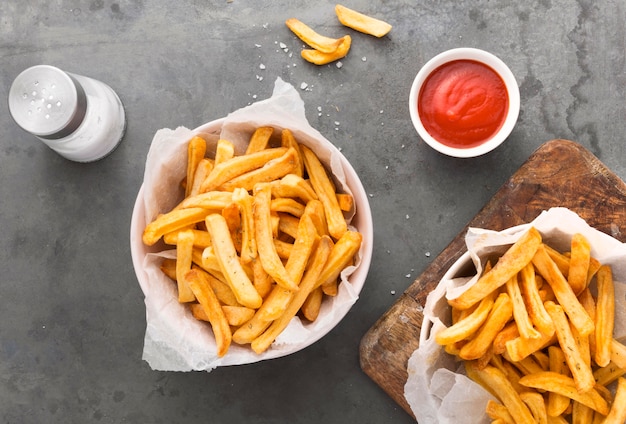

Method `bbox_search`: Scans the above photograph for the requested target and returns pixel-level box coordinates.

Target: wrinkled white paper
[137,78,365,371]
[405,207,626,423]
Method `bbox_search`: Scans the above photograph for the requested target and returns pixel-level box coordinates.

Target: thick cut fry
[231,313,272,345]
[317,230,362,289]
[486,400,516,424]
[160,258,177,280]
[175,190,233,211]
[253,185,299,291]
[335,4,392,37]
[199,147,288,193]
[506,273,542,340]
[594,265,615,367]
[233,188,257,264]
[571,401,594,424]
[189,158,213,197]
[220,148,297,192]
[611,338,626,369]
[505,330,556,362]
[460,293,513,360]
[302,286,323,321]
[602,377,626,424]
[176,229,196,303]
[568,233,591,295]
[493,322,520,355]
[271,197,306,217]
[301,35,352,65]
[271,173,317,203]
[185,269,232,357]
[205,214,262,309]
[449,227,542,310]
[250,257,273,299]
[192,265,240,307]
[221,305,256,327]
[143,207,212,246]
[336,193,354,212]
[251,236,332,354]
[467,363,536,424]
[185,136,207,197]
[544,301,595,393]
[285,18,344,53]
[245,126,273,154]
[435,289,497,346]
[532,244,594,336]
[518,372,609,415]
[594,361,626,387]
[520,392,548,424]
[164,228,212,249]
[280,130,304,177]
[519,263,554,336]
[213,138,234,166]
[547,346,571,417]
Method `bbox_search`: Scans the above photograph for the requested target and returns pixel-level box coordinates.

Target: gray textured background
[1,1,625,423]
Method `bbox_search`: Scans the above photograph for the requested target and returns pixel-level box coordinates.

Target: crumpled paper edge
[404,207,626,423]
[137,77,366,371]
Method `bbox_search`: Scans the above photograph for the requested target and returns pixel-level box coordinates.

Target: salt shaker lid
[8,65,87,140]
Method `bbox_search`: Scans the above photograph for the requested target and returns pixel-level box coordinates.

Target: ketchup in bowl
[418,60,508,149]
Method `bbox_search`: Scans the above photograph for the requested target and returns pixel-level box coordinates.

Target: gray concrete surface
[1,1,625,423]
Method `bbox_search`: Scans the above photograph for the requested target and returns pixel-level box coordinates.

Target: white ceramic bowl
[409,48,520,158]
[130,118,373,365]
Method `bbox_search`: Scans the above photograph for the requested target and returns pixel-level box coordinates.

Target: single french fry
[213,138,234,166]
[486,400,516,424]
[505,330,557,362]
[253,184,299,291]
[336,193,354,212]
[317,230,362,290]
[571,401,594,424]
[184,269,232,357]
[220,148,298,192]
[520,392,548,424]
[192,265,240,307]
[271,173,317,203]
[301,35,352,65]
[610,338,626,369]
[251,236,332,354]
[222,202,242,253]
[205,214,262,309]
[506,273,542,340]
[280,129,304,177]
[547,346,571,417]
[302,286,323,321]
[232,188,256,264]
[271,197,306,217]
[231,312,272,345]
[594,361,626,387]
[519,263,555,336]
[594,265,615,367]
[174,190,233,211]
[245,126,273,154]
[519,371,610,415]
[544,301,595,393]
[435,289,497,346]
[250,257,273,299]
[185,136,207,197]
[277,213,300,239]
[175,229,196,303]
[532,244,594,336]
[335,4,392,37]
[285,18,344,53]
[143,207,212,246]
[164,228,212,249]
[305,198,329,237]
[568,233,591,295]
[189,158,213,197]
[493,322,520,355]
[449,227,542,310]
[460,293,513,360]
[221,305,256,327]
[544,244,571,278]
[199,147,288,193]
[467,363,536,424]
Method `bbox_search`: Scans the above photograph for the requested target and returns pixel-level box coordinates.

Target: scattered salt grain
[362,56,367,62]
[391,290,396,295]
[259,64,266,70]
[425,252,431,257]
[336,61,343,68]
[300,82,308,90]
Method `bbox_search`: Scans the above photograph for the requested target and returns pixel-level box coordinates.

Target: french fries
[436,228,624,423]
[335,4,392,38]
[143,127,362,356]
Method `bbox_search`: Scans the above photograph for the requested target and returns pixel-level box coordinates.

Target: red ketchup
[418,60,509,149]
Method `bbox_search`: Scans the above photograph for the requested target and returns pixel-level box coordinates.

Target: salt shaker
[8,65,126,162]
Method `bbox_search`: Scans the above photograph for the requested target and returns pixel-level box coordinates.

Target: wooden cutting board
[359,139,626,420]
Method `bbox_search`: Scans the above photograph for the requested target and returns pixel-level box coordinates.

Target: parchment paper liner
[404,207,626,423]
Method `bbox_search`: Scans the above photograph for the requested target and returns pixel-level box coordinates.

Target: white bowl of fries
[405,208,626,423]
[130,79,373,371]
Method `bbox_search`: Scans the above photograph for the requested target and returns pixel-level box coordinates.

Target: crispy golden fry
[270,173,317,203]
[205,214,262,309]
[160,258,177,281]
[213,138,234,166]
[175,229,196,303]
[251,236,332,354]
[185,136,207,197]
[302,286,323,321]
[505,329,557,362]
[199,147,288,193]
[245,126,273,154]
[468,363,536,424]
[185,269,232,357]
[271,197,306,217]
[519,263,555,336]
[221,202,242,252]
[547,346,571,417]
[304,199,328,237]
[273,239,293,259]
[460,293,513,360]
[250,257,273,299]
[301,35,352,65]
[436,289,497,346]
[317,230,362,290]
[253,184,299,291]
[336,193,354,212]
[544,244,571,278]
[486,399,516,424]
[221,305,256,327]
[335,4,392,37]
[189,158,213,197]
[594,265,615,367]
[493,322,520,355]
[520,392,548,424]
[519,371,610,415]
[610,338,626,369]
[532,244,594,336]
[544,301,595,393]
[233,188,257,264]
[220,148,297,192]
[164,228,212,249]
[280,129,304,177]
[192,265,240,307]
[506,273,542,340]
[594,361,626,387]
[603,377,626,424]
[277,213,300,239]
[571,401,594,424]
[175,190,233,211]
[301,144,348,239]
[449,227,542,310]
[568,233,591,295]
[143,207,212,246]
[285,18,343,53]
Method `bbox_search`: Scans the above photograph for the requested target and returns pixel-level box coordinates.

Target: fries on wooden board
[143,127,362,357]
[437,227,626,423]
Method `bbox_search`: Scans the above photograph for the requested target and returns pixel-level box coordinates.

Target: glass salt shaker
[8,65,126,162]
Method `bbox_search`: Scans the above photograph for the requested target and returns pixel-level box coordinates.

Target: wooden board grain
[359,139,626,420]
